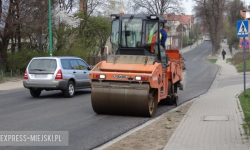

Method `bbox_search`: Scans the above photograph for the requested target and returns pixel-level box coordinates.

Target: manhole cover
[203,116,229,121]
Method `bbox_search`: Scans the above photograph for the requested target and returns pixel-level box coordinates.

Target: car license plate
[35,74,48,78]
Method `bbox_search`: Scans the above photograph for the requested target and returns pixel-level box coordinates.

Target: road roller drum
[91,82,158,117]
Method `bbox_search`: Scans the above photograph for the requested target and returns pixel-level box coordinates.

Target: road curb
[235,87,250,147]
[180,41,204,54]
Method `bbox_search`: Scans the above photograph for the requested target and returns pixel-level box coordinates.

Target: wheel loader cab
[110,14,167,64]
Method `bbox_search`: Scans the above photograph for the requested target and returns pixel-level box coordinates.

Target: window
[69,59,80,70]
[61,59,70,69]
[111,19,119,45]
[145,21,159,45]
[77,60,88,70]
[29,59,57,72]
[121,19,142,47]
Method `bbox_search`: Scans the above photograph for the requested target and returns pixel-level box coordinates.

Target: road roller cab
[90,14,184,117]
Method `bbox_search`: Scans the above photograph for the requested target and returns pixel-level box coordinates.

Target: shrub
[7,49,43,72]
[182,35,189,47]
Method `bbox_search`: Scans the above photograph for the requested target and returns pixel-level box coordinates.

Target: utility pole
[48,0,53,57]
[189,18,192,49]
[243,36,246,96]
[170,28,172,49]
[180,23,183,50]
[237,19,248,97]
[196,23,198,46]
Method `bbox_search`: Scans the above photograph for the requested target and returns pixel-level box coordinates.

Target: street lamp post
[48,0,53,57]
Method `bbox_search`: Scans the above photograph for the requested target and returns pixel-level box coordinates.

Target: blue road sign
[237,20,249,38]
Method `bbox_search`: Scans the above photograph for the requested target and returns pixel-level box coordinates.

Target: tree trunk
[11,36,16,53]
[0,0,2,21]
[79,0,88,14]
[1,0,15,70]
[2,38,10,70]
[212,45,216,56]
[16,0,21,51]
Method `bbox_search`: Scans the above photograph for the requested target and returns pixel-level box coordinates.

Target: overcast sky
[243,0,250,5]
[183,0,250,15]
[183,0,195,15]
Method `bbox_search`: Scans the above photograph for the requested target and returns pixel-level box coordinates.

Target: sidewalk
[0,80,23,91]
[217,42,238,76]
[164,43,249,150]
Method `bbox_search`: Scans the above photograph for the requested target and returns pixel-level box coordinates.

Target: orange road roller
[90,14,184,117]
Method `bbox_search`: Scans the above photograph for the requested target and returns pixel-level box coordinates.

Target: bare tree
[0,0,16,65]
[58,0,75,13]
[79,0,102,15]
[131,0,184,15]
[194,0,226,55]
[0,0,2,23]
[224,0,244,48]
[78,0,103,35]
[0,0,52,69]
[99,0,125,16]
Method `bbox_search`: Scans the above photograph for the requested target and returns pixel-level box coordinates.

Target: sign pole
[48,0,53,57]
[244,37,246,96]
[237,20,249,97]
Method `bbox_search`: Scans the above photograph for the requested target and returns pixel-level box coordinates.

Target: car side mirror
[88,66,92,70]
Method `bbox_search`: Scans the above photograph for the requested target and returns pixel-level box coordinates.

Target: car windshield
[28,59,57,72]
[121,18,142,47]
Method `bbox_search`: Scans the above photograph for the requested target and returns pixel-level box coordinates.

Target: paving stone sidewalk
[164,43,250,150]
[218,43,238,76]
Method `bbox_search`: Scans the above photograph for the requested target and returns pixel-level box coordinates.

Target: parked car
[23,56,91,98]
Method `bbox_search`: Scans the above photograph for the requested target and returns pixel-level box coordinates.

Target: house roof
[163,14,194,25]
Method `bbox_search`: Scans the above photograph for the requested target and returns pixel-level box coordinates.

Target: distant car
[23,56,91,98]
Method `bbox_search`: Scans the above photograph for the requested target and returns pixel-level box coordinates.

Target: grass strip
[236,60,250,72]
[208,59,217,63]
[226,58,232,63]
[239,89,250,135]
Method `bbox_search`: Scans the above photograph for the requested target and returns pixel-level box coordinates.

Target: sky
[183,0,195,15]
[184,0,250,15]
[243,0,250,6]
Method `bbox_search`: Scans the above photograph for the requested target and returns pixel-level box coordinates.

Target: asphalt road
[0,41,218,150]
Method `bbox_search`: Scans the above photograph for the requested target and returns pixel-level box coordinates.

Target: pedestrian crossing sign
[237,20,249,37]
